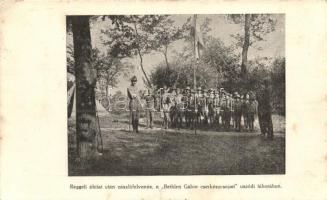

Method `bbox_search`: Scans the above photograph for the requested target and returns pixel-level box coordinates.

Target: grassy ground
[68,111,285,176]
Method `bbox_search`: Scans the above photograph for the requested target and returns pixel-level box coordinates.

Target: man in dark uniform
[220,90,229,131]
[257,78,274,140]
[127,76,140,133]
[242,94,250,132]
[234,94,242,132]
[247,95,257,132]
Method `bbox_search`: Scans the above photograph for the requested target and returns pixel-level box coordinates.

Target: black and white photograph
[67,14,285,176]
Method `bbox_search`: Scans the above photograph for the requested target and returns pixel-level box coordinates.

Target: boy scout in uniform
[195,87,203,125]
[214,89,221,128]
[247,95,257,132]
[185,87,194,128]
[170,87,177,127]
[207,89,215,126]
[174,88,184,129]
[243,93,251,131]
[144,89,155,129]
[162,95,171,129]
[229,93,235,129]
[202,89,209,125]
[220,90,229,131]
[234,94,242,132]
[127,76,140,133]
[226,93,232,130]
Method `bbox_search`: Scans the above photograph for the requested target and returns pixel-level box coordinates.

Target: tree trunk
[71,16,97,167]
[163,45,169,69]
[241,14,251,78]
[105,85,109,97]
[137,48,152,88]
[133,22,152,88]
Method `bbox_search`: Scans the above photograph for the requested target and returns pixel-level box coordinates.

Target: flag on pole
[191,15,205,60]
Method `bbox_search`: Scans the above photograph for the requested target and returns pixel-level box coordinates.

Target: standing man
[161,86,171,129]
[247,95,257,132]
[207,89,215,126]
[214,89,221,129]
[127,76,140,133]
[184,86,193,129]
[257,78,274,140]
[230,92,235,129]
[203,89,209,125]
[183,87,189,127]
[226,93,232,131]
[234,94,242,132]
[162,96,171,129]
[144,88,155,129]
[220,90,230,131]
[242,94,249,131]
[175,88,184,129]
[170,87,177,127]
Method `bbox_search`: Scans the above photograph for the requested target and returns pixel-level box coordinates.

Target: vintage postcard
[67,14,285,176]
[1,1,327,200]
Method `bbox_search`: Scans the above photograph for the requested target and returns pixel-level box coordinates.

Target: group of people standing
[127,75,274,140]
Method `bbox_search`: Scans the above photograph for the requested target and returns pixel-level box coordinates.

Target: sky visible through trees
[67,14,284,93]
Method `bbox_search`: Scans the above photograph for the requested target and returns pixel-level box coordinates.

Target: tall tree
[153,17,182,69]
[228,14,277,78]
[201,36,240,91]
[71,16,97,166]
[241,14,251,76]
[92,48,132,97]
[102,15,169,88]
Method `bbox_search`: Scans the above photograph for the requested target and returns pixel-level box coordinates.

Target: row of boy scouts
[127,76,274,139]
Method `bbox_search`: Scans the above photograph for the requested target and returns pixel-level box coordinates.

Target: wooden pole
[193,14,197,135]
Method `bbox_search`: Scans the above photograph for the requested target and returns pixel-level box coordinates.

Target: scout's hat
[130,75,137,82]
[249,93,255,100]
[197,86,202,91]
[185,86,191,90]
[233,91,239,97]
[210,88,215,94]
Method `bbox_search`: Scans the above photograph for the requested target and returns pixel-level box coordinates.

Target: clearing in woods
[68,110,285,176]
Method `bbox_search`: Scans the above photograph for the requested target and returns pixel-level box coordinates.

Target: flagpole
[193,14,197,135]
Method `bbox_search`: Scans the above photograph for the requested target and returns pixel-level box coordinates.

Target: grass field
[68,111,285,176]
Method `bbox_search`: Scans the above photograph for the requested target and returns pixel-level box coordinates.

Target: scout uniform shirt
[144,93,155,111]
[127,85,140,112]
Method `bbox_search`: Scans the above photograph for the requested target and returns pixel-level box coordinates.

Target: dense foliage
[67,14,285,115]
